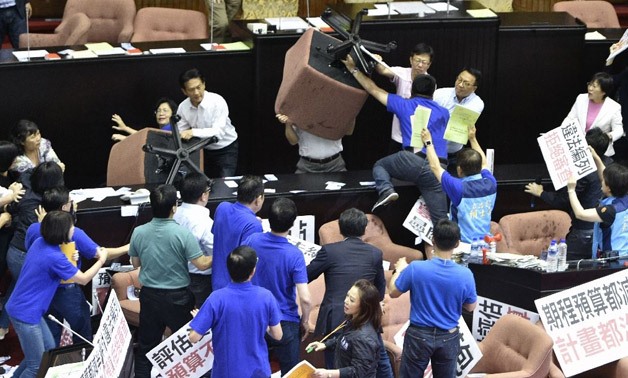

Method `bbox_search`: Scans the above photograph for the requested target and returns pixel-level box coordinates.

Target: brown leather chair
[318,214,423,268]
[19,12,91,48]
[553,1,621,28]
[63,0,136,43]
[106,128,156,186]
[110,269,141,327]
[131,7,208,43]
[381,270,410,377]
[498,210,571,257]
[469,314,554,378]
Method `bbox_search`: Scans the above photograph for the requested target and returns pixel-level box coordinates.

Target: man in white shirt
[173,172,214,308]
[177,68,239,178]
[374,43,434,153]
[433,67,485,174]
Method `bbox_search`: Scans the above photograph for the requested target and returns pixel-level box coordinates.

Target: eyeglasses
[587,81,600,89]
[154,108,170,115]
[456,77,475,88]
[412,58,431,66]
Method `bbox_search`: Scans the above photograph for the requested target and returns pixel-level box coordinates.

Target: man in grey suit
[0,0,31,49]
[307,208,391,377]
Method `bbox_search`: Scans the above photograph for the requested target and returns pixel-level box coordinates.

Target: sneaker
[372,190,399,212]
[0,329,7,341]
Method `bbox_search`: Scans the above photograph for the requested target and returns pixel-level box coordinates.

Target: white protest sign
[262,215,316,243]
[402,197,434,245]
[535,269,628,377]
[91,268,110,315]
[472,296,539,341]
[538,121,596,190]
[147,321,214,378]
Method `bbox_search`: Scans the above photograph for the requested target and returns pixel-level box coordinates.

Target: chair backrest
[318,214,423,268]
[131,7,208,43]
[106,128,153,187]
[553,1,620,28]
[64,0,136,43]
[474,314,554,377]
[56,12,92,45]
[110,269,141,301]
[498,210,571,256]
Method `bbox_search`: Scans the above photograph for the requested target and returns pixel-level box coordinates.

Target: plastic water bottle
[558,239,568,271]
[546,239,558,273]
[470,238,479,262]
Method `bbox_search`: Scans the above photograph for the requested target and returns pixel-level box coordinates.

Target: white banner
[91,268,110,316]
[472,296,539,341]
[147,322,214,378]
[535,269,628,377]
[402,197,434,245]
[262,215,316,243]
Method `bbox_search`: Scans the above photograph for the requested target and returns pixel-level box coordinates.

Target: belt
[58,283,77,289]
[301,153,340,164]
[409,323,458,333]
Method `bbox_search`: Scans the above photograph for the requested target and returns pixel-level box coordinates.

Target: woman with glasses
[307,279,382,378]
[111,97,177,142]
[562,72,623,157]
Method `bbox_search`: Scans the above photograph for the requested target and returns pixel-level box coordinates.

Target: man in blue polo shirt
[421,125,496,243]
[341,55,450,223]
[189,246,283,378]
[211,175,264,290]
[243,197,312,375]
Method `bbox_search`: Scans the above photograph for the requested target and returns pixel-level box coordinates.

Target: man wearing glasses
[374,43,435,153]
[433,68,485,174]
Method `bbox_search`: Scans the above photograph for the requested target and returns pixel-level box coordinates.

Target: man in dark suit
[0,0,31,49]
[307,208,391,376]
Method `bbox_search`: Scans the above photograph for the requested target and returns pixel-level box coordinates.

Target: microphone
[47,314,94,347]
[530,177,542,208]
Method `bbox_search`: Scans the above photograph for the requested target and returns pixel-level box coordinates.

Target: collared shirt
[294,126,343,159]
[177,91,238,150]
[0,1,16,9]
[433,87,484,154]
[173,202,214,275]
[390,66,415,144]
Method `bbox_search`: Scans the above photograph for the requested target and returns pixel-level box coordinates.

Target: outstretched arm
[421,128,444,182]
[468,125,488,169]
[341,55,389,106]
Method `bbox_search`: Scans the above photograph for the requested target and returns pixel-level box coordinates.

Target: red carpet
[0,325,23,368]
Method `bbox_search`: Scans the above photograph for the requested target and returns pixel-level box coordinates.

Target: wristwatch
[425,140,432,146]
[350,68,359,75]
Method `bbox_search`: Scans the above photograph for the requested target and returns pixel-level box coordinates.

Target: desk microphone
[47,314,94,347]
[530,177,542,208]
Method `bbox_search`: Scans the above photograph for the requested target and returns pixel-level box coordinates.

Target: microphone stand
[209,0,214,50]
[25,3,30,61]
[47,314,94,347]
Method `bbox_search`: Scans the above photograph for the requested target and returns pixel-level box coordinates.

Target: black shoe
[372,190,399,212]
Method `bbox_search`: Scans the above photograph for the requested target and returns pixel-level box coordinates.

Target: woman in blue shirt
[6,211,108,378]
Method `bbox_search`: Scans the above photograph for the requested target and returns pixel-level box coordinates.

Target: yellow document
[60,241,77,284]
[443,105,481,145]
[410,106,432,149]
[281,360,316,377]
[85,42,114,52]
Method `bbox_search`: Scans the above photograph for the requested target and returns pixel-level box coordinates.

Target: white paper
[391,1,436,15]
[12,50,48,61]
[585,31,606,40]
[149,48,186,54]
[223,180,238,188]
[264,188,276,194]
[120,205,139,217]
[360,181,376,186]
[264,174,278,181]
[264,17,309,30]
[70,187,117,199]
[426,2,459,11]
[94,47,126,56]
[306,17,331,30]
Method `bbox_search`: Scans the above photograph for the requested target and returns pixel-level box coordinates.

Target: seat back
[318,214,423,268]
[498,210,571,256]
[110,269,141,327]
[64,0,136,43]
[106,127,153,186]
[18,12,91,48]
[131,7,208,42]
[472,314,554,378]
[553,1,620,28]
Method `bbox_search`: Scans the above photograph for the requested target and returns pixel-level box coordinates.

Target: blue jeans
[373,151,448,223]
[45,284,92,346]
[0,5,26,48]
[376,333,394,378]
[399,325,460,378]
[9,315,55,378]
[266,320,300,375]
[0,245,26,329]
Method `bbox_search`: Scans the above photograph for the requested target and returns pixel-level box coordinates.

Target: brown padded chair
[131,7,208,43]
[498,210,571,257]
[19,12,91,48]
[110,269,141,327]
[63,0,136,43]
[553,1,621,28]
[381,270,410,377]
[318,214,423,268]
[106,128,157,186]
[469,314,554,378]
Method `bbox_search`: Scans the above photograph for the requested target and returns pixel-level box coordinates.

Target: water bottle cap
[550,240,556,245]
[560,239,566,242]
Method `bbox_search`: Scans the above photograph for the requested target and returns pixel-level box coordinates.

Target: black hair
[154,97,178,115]
[179,68,205,89]
[269,197,297,233]
[11,120,39,154]
[457,148,482,176]
[590,72,613,97]
[461,67,482,88]
[227,245,257,283]
[586,128,611,157]
[150,184,178,218]
[237,175,264,204]
[411,74,437,98]
[180,172,210,204]
[349,279,383,330]
[42,186,70,212]
[339,208,368,238]
[410,43,434,61]
[41,210,73,245]
[603,163,628,197]
[432,219,460,251]
[31,162,64,195]
[0,141,19,172]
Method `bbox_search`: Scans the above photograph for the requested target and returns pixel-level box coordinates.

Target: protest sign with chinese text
[472,296,539,341]
[403,197,434,245]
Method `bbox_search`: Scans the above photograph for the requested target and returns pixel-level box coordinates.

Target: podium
[106,128,203,187]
